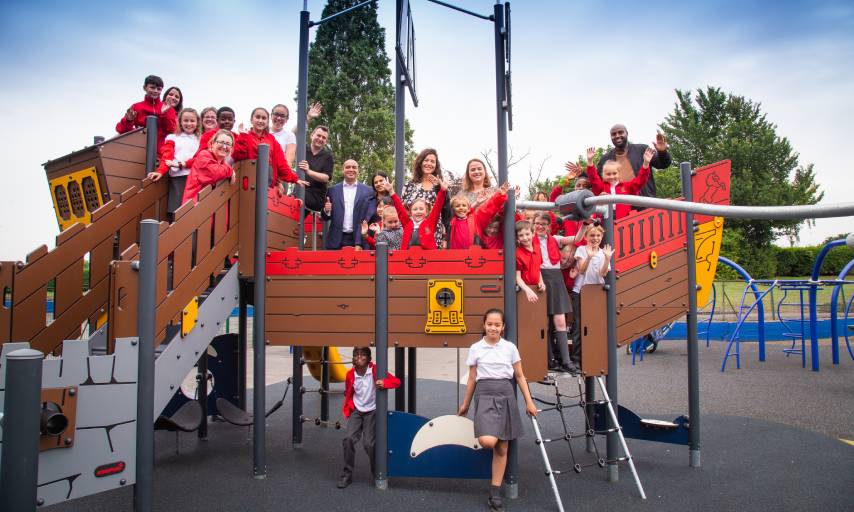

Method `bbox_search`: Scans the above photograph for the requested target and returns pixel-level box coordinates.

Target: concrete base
[374,477,388,490]
[690,449,701,468]
[253,473,267,480]
[504,482,518,500]
[607,464,619,482]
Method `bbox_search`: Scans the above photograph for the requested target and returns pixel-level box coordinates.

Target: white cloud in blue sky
[1,0,853,260]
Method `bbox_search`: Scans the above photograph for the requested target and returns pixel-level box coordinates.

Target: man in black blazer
[596,124,672,198]
[321,159,376,249]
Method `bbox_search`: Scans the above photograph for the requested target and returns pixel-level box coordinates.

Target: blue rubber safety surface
[48,342,853,512]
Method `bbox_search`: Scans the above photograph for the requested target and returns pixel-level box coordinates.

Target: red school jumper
[342,363,401,418]
[115,96,177,151]
[393,188,447,250]
[515,242,543,287]
[181,149,234,204]
[585,164,650,219]
[449,191,507,249]
[232,130,300,185]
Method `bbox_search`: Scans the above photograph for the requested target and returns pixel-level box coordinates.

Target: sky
[1,0,853,260]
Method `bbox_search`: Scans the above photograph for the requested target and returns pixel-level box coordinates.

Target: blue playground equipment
[716,238,854,371]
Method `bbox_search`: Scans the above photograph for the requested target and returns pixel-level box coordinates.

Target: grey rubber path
[48,341,853,511]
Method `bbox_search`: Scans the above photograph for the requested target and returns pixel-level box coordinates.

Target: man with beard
[596,124,671,198]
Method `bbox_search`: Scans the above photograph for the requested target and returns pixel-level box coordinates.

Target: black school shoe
[337,475,352,489]
[488,495,505,511]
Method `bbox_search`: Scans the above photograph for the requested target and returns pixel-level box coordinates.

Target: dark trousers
[570,291,582,363]
[341,231,355,248]
[341,409,376,479]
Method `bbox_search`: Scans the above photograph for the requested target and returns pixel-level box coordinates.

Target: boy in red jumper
[515,220,545,304]
[339,347,400,489]
[565,146,654,219]
[116,75,177,151]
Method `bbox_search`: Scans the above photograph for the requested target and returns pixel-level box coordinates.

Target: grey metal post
[134,219,159,512]
[375,242,389,490]
[681,162,701,467]
[395,349,405,411]
[394,0,408,413]
[296,8,310,248]
[198,352,208,439]
[0,348,43,511]
[292,7,311,447]
[407,349,416,414]
[604,205,620,482]
[253,144,270,478]
[238,279,248,409]
[320,347,330,423]
[144,116,157,175]
[492,2,517,499]
[585,378,595,453]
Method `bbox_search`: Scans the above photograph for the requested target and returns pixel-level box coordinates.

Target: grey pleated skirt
[472,379,523,440]
[542,268,571,315]
[166,175,188,213]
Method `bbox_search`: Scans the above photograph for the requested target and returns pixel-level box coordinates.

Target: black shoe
[337,476,352,489]
[488,495,504,511]
[560,363,579,375]
[548,361,561,372]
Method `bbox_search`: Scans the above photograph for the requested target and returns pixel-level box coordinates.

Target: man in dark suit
[322,159,376,249]
[597,124,672,198]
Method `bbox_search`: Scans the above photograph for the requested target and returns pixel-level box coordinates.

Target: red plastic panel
[266,247,376,276]
[614,207,686,274]
[267,190,301,221]
[691,159,731,224]
[388,248,503,275]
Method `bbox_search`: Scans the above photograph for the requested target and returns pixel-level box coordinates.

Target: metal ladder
[530,374,646,511]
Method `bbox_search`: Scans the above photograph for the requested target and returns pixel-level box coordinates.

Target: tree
[304,0,413,182]
[659,87,824,277]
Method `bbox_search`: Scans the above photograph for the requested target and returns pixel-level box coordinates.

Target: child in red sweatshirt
[339,346,400,488]
[115,75,177,151]
[565,146,654,219]
[365,176,446,250]
[448,182,511,249]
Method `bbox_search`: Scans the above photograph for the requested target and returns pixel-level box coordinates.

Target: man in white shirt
[321,159,376,249]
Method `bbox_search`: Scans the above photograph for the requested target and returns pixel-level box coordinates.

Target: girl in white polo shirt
[459,309,538,512]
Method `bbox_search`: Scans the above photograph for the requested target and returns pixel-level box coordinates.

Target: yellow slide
[303,346,349,383]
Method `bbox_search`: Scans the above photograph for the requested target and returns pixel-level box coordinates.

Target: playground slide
[303,346,349,382]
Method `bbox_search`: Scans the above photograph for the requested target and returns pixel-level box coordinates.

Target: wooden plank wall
[614,206,686,273]
[236,160,305,280]
[44,130,148,205]
[0,179,167,354]
[110,181,240,347]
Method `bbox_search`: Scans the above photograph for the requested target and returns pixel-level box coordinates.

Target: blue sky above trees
[1,0,852,258]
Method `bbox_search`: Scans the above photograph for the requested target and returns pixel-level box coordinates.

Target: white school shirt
[353,365,376,412]
[573,245,606,293]
[466,338,520,381]
[538,234,566,270]
[342,181,359,233]
[166,133,200,177]
[271,129,296,154]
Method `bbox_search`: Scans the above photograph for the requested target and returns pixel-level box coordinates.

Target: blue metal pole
[808,239,845,371]
[718,257,766,361]
[830,258,854,364]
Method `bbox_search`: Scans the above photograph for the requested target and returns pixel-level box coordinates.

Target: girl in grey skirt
[458,309,538,512]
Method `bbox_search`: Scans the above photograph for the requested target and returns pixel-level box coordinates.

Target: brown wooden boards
[517,289,548,382]
[266,275,376,347]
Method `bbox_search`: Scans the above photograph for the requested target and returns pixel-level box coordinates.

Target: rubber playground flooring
[49,341,854,511]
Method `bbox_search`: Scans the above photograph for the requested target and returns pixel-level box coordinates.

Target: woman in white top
[459,308,537,512]
[147,107,201,216]
[270,103,297,168]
